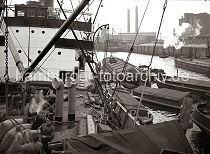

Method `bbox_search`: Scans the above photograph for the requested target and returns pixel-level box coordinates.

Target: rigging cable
[57,0,114,122]
[92,0,103,25]
[28,0,94,80]
[69,0,86,40]
[62,0,95,39]
[122,0,151,74]
[111,0,151,96]
[148,0,168,67]
[4,0,9,115]
[9,27,59,80]
[69,0,87,22]
[27,0,32,67]
[30,47,58,80]
[91,0,104,63]
[135,0,168,126]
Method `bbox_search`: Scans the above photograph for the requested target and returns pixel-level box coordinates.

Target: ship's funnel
[39,0,54,8]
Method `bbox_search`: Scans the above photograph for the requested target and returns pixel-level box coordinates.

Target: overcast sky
[92,0,210,37]
[8,0,210,38]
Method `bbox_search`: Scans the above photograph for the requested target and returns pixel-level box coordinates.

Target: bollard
[52,78,64,122]
[67,77,77,121]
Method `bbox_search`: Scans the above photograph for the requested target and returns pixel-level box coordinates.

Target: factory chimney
[135,6,138,33]
[127,9,130,33]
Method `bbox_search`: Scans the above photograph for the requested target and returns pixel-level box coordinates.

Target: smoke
[164,20,203,50]
[194,19,203,36]
[29,90,47,114]
[163,23,190,49]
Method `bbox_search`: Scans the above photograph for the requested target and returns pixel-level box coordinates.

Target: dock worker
[19,132,42,154]
[38,118,55,154]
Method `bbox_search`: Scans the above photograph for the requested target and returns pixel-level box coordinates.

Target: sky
[8,0,210,39]
[91,0,210,37]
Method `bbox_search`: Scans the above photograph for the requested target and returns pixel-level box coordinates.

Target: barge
[133,86,191,113]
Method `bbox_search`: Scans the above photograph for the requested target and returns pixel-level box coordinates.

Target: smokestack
[135,6,138,33]
[127,9,130,33]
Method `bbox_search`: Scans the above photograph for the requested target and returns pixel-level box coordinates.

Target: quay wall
[95,44,209,58]
[95,44,176,56]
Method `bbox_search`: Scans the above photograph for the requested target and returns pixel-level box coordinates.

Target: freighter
[0,0,194,153]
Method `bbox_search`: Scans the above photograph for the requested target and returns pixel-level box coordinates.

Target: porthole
[42,31,45,34]
[58,51,61,55]
[18,50,22,53]
[16,30,19,33]
[31,30,34,33]
[38,50,41,54]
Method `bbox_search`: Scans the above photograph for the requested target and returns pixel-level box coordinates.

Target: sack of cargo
[7,128,37,154]
[0,124,31,153]
[22,129,39,143]
[0,118,23,143]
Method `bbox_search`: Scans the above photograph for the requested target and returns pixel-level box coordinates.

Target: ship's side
[0,1,93,81]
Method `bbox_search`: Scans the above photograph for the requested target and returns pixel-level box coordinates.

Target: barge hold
[133,86,191,113]
[156,77,210,99]
[108,88,153,127]
[102,57,157,89]
[102,57,147,88]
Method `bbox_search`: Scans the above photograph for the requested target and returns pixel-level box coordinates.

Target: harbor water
[97,52,210,154]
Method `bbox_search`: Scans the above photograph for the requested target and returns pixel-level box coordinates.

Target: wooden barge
[102,57,146,88]
[175,58,210,77]
[133,86,191,113]
[156,77,210,99]
[109,88,153,128]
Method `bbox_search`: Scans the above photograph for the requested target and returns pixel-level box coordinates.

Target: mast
[24,0,90,78]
